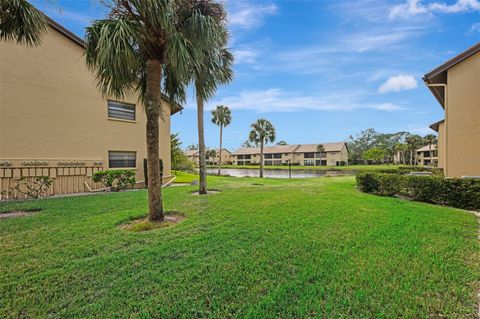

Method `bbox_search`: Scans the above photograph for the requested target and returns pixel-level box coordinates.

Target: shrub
[356,172,480,211]
[2,176,53,199]
[93,170,136,191]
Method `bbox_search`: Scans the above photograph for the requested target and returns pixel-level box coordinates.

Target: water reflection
[206,168,354,179]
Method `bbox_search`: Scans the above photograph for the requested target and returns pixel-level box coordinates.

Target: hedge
[93,169,136,192]
[356,172,480,211]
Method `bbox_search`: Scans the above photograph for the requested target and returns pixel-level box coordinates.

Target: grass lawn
[171,170,198,184]
[0,176,478,318]
[207,164,410,171]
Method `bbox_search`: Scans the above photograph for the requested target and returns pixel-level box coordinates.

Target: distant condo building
[231,142,349,166]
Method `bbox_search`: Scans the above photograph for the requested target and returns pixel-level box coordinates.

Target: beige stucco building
[185,148,232,165]
[415,145,438,167]
[0,18,180,198]
[424,42,480,177]
[231,142,349,166]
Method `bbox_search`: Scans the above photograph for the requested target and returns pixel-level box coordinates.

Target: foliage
[0,0,47,46]
[241,140,255,148]
[211,105,232,128]
[356,172,480,210]
[0,177,478,318]
[276,140,287,145]
[316,144,325,153]
[92,170,135,192]
[248,119,276,147]
[362,147,386,164]
[171,132,183,170]
[186,144,198,151]
[206,149,217,161]
[2,176,52,199]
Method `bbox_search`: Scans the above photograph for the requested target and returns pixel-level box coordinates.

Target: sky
[35,0,480,150]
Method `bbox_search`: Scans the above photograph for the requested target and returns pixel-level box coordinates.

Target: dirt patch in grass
[120,212,185,232]
[0,208,42,219]
[189,189,221,196]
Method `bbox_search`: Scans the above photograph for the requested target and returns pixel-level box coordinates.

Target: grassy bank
[1,176,478,318]
[207,164,410,171]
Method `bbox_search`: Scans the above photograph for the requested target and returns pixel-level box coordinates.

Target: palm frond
[85,18,142,99]
[0,0,47,46]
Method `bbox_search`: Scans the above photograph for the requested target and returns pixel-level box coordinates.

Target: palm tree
[405,134,423,165]
[191,9,233,194]
[211,105,231,176]
[249,119,276,178]
[424,134,438,166]
[0,0,47,46]
[85,0,225,221]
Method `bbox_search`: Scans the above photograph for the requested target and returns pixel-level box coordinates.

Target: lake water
[205,168,355,179]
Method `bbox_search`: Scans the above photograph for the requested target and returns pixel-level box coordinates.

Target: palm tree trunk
[218,125,223,176]
[145,59,164,221]
[260,141,264,178]
[196,89,207,195]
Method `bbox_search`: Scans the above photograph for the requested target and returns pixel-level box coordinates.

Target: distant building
[231,143,349,166]
[185,148,232,165]
[424,42,480,177]
[416,145,438,167]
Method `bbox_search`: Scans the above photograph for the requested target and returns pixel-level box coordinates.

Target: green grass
[208,164,409,171]
[171,170,198,183]
[0,176,478,318]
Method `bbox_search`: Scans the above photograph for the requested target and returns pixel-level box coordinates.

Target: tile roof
[294,142,346,153]
[232,142,347,155]
[416,144,437,152]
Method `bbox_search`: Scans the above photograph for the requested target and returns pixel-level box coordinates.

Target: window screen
[109,151,136,168]
[108,101,135,121]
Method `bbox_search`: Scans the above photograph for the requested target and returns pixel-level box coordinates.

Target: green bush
[93,170,136,192]
[356,172,480,211]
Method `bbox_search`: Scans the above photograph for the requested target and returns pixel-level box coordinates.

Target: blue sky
[36,0,480,150]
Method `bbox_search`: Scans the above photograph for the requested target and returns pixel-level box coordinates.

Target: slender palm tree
[405,134,423,165]
[85,0,224,221]
[190,6,233,194]
[0,0,47,46]
[249,119,276,178]
[211,105,231,176]
[424,134,438,166]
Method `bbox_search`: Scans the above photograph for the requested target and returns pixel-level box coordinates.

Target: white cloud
[201,88,405,113]
[468,22,480,33]
[389,0,480,20]
[232,49,258,64]
[378,74,418,93]
[227,1,278,29]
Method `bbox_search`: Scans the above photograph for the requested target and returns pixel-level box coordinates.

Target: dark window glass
[109,151,136,168]
[244,155,251,159]
[273,154,282,159]
[238,155,244,159]
[265,154,273,159]
[304,152,315,158]
[265,160,273,166]
[108,101,136,121]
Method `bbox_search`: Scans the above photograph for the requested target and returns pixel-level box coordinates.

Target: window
[238,161,244,165]
[109,151,136,168]
[265,160,273,166]
[315,152,326,158]
[273,154,282,159]
[265,154,273,159]
[304,152,315,158]
[273,160,282,166]
[108,100,135,121]
[244,155,251,159]
[304,160,315,166]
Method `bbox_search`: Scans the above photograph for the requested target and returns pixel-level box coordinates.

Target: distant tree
[249,119,276,178]
[363,148,386,164]
[0,0,47,46]
[205,149,217,164]
[348,128,379,162]
[211,105,232,176]
[276,140,287,145]
[241,140,254,148]
[424,134,438,166]
[405,134,424,165]
[316,144,325,153]
[171,133,183,173]
[394,143,409,164]
[186,144,198,151]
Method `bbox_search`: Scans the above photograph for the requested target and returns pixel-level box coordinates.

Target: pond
[205,168,355,179]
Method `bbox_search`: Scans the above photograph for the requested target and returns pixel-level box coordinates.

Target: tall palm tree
[0,0,47,46]
[424,134,438,166]
[211,105,231,176]
[249,119,276,178]
[85,0,224,221]
[191,7,233,195]
[405,134,423,165]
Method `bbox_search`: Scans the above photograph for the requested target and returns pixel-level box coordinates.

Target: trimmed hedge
[93,169,136,192]
[356,172,480,211]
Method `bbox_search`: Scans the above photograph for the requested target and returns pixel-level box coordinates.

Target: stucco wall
[446,52,480,177]
[0,25,172,186]
[437,121,445,169]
